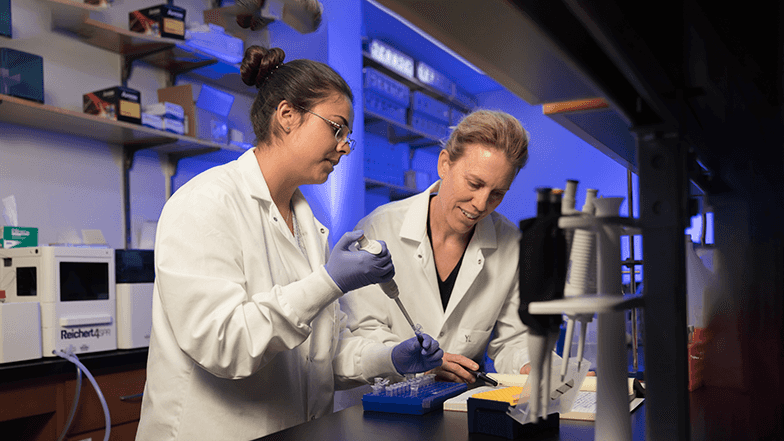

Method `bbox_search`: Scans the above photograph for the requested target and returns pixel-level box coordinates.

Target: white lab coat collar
[398,180,500,317]
[236,149,330,276]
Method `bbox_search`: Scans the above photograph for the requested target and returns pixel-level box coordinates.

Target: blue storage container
[453,86,478,110]
[364,90,407,126]
[365,39,415,79]
[364,140,407,187]
[410,113,450,140]
[363,67,410,107]
[416,61,454,98]
[450,107,468,125]
[411,91,450,124]
[0,48,44,103]
[196,84,235,144]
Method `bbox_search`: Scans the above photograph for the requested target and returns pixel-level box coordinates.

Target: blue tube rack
[362,375,468,415]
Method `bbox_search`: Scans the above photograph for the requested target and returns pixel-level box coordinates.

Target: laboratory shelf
[364,109,446,148]
[0,93,231,155]
[364,177,418,200]
[542,98,638,173]
[46,0,255,95]
[362,52,474,113]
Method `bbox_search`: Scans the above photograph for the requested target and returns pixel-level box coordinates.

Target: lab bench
[0,348,147,441]
[253,400,648,441]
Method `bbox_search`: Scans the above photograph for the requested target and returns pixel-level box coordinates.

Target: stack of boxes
[142,101,185,134]
[363,38,479,192]
[363,66,410,125]
[363,64,412,187]
[185,23,244,64]
[410,91,450,140]
[364,140,408,188]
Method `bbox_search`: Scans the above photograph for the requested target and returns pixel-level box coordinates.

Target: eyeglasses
[295,105,356,153]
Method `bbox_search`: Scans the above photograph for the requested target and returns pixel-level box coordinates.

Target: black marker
[470,370,498,386]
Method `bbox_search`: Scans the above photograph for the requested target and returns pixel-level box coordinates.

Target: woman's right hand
[325,230,394,292]
[429,352,481,383]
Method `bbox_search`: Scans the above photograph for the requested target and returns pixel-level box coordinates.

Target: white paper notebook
[444,374,643,421]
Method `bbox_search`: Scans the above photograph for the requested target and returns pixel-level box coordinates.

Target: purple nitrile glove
[391,333,444,374]
[325,230,394,293]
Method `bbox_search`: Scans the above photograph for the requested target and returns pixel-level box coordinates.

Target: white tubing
[55,364,82,441]
[54,350,111,441]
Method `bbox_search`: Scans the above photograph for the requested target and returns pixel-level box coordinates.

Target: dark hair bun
[240,46,287,87]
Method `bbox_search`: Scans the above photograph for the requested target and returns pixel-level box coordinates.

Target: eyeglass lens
[334,125,350,142]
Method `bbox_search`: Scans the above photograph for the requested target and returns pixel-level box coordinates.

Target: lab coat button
[320,228,326,234]
[439,332,444,337]
[273,217,278,222]
[478,259,482,264]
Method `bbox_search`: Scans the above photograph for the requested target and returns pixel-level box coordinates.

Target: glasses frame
[294,105,356,153]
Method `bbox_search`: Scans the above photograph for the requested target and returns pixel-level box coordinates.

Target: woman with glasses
[136,45,443,441]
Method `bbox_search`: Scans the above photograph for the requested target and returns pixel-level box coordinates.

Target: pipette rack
[362,374,468,415]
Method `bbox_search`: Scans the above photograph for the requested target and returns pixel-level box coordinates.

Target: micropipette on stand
[357,235,424,344]
[561,187,598,381]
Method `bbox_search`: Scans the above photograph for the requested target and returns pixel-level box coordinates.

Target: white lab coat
[136,149,398,441]
[340,181,530,376]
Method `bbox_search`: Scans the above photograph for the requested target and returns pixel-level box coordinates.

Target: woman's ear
[275,100,298,133]
[437,149,451,179]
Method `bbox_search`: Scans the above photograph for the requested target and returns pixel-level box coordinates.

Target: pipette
[357,235,424,344]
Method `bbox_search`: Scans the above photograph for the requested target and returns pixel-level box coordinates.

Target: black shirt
[427,216,466,311]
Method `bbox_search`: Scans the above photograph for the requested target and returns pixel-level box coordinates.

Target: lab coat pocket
[452,327,493,359]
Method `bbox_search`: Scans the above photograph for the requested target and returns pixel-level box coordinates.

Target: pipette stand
[528,197,643,441]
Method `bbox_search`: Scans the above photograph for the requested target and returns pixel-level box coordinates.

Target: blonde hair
[443,109,529,175]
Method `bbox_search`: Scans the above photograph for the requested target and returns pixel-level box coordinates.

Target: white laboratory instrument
[115,249,154,349]
[527,195,642,441]
[0,246,117,356]
[0,301,42,362]
[561,187,599,381]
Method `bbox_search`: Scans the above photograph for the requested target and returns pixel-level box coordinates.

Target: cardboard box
[2,226,38,248]
[158,85,196,137]
[83,86,141,124]
[129,4,186,40]
[0,48,44,103]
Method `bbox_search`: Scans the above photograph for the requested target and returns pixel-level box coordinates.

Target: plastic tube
[55,362,82,441]
[54,349,111,441]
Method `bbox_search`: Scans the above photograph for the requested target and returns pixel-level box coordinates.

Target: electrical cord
[54,347,111,441]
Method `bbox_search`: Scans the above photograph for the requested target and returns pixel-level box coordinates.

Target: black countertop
[0,348,148,384]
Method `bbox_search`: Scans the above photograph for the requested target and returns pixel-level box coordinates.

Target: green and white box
[2,226,38,248]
